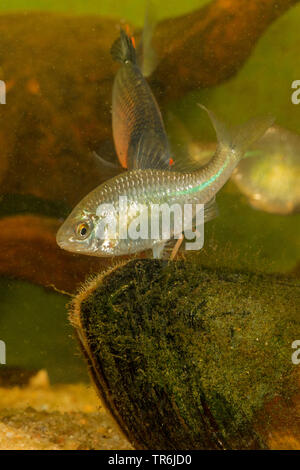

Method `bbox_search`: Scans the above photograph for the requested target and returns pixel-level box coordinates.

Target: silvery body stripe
[78,147,236,213]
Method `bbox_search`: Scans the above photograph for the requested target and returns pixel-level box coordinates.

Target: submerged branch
[0,0,297,205]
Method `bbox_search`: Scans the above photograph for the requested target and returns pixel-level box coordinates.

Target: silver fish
[56,30,273,259]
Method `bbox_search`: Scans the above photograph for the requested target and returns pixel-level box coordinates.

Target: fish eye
[76,221,91,240]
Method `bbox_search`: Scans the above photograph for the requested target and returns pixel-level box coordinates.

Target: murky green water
[0,1,299,449]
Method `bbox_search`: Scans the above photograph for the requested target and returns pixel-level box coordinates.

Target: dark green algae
[73,259,300,450]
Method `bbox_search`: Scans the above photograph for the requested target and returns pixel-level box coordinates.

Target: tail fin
[111,29,137,65]
[198,104,274,160]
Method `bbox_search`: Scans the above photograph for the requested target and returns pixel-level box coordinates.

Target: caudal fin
[198,104,275,161]
[111,29,137,65]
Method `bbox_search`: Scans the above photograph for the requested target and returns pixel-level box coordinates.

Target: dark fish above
[111,29,170,170]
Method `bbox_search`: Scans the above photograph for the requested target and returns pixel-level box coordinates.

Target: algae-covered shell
[70,259,300,450]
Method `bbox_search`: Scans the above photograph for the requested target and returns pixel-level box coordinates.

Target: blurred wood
[71,259,300,450]
[0,215,113,293]
[0,0,297,206]
[153,0,300,98]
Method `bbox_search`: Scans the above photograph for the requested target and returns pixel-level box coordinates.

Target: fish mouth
[56,235,82,254]
[56,223,116,257]
[56,225,91,254]
[56,224,71,251]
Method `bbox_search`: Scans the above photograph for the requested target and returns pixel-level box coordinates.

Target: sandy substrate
[0,371,131,450]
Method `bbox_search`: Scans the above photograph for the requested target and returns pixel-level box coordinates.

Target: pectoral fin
[92,151,122,170]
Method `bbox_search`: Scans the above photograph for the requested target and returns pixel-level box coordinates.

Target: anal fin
[203,196,219,223]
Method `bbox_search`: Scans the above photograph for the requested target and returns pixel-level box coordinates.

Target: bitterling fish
[56,30,273,259]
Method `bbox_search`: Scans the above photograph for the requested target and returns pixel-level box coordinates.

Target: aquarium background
[0,0,299,444]
[0,0,210,25]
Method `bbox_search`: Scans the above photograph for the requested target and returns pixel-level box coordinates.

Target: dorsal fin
[129,129,172,170]
[111,29,136,64]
